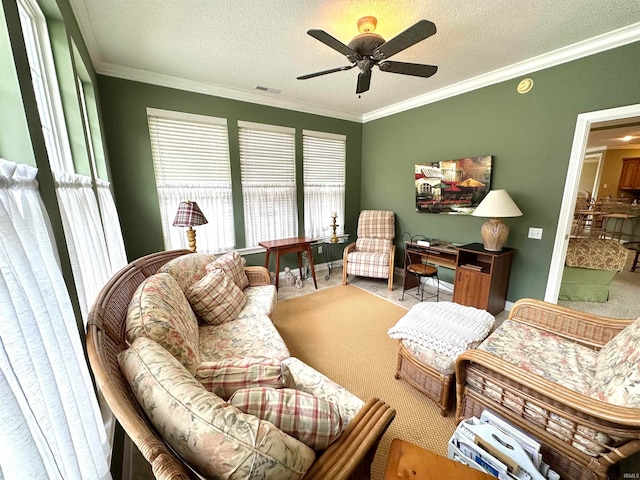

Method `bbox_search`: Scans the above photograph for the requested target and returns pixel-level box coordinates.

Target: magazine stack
[448,410,560,480]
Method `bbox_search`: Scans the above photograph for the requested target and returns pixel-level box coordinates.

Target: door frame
[544,103,640,302]
[583,151,604,200]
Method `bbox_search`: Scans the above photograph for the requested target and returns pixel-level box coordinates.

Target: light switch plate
[528,227,543,240]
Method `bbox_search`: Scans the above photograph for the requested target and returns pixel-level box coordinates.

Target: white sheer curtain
[157,183,235,254]
[54,172,111,321]
[243,184,298,246]
[0,159,111,480]
[96,179,127,272]
[304,184,345,239]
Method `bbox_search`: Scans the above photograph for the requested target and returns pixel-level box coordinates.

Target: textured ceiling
[70,0,640,123]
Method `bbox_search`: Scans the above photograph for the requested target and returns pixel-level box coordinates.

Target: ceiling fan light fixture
[357,16,377,33]
[299,18,437,94]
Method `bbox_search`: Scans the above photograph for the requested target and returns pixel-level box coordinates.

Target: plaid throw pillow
[195,357,294,400]
[185,269,245,325]
[229,387,343,451]
[206,251,249,290]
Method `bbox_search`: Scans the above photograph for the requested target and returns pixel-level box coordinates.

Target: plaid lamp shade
[173,201,208,227]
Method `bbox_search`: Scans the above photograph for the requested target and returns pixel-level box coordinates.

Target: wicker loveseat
[559,238,628,302]
[87,249,395,480]
[455,298,640,480]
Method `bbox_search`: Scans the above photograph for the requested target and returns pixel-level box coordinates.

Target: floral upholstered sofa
[87,250,394,480]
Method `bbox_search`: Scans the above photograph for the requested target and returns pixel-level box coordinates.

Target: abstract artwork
[415,155,492,214]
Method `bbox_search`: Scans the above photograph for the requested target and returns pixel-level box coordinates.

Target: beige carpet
[558,249,640,319]
[272,284,457,480]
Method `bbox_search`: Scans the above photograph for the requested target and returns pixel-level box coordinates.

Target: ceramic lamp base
[186,226,197,253]
[480,218,509,251]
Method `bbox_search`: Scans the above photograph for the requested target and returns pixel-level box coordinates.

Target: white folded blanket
[388,302,495,360]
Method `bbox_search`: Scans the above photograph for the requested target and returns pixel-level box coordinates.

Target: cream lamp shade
[173,200,208,253]
[472,189,522,251]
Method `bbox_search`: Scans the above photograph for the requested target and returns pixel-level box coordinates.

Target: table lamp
[471,189,522,251]
[173,200,208,252]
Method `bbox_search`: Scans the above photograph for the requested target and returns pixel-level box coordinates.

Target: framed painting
[415,155,492,214]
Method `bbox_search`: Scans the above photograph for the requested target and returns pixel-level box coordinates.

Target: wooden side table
[384,438,494,480]
[259,236,318,290]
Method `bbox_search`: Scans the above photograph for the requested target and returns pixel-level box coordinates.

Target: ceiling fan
[297,16,438,95]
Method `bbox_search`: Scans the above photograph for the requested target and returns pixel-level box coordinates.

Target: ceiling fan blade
[307,29,362,62]
[356,69,372,94]
[297,64,356,80]
[379,61,438,78]
[372,20,437,60]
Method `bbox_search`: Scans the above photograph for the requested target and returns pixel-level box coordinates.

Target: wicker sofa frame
[87,249,395,480]
[455,298,640,480]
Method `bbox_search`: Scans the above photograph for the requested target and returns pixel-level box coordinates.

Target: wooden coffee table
[384,438,494,479]
[259,236,317,290]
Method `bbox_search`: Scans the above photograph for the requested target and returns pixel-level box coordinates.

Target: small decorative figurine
[284,267,295,287]
[295,276,303,289]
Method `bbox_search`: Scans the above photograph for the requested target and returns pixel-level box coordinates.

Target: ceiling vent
[253,85,281,94]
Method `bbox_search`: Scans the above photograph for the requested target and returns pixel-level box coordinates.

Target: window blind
[147,109,235,252]
[239,122,296,184]
[148,112,231,184]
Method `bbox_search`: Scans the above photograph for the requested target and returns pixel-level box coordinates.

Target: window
[17,0,73,173]
[19,0,119,322]
[148,109,235,253]
[303,130,346,238]
[239,121,297,247]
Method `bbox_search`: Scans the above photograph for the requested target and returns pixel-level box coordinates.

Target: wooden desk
[403,241,458,292]
[384,438,494,480]
[259,237,317,290]
[453,243,514,315]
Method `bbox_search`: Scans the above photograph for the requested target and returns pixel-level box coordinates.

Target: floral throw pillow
[206,251,249,290]
[125,272,200,374]
[589,317,640,407]
[185,269,246,325]
[195,357,294,400]
[118,337,315,479]
[229,387,343,451]
[157,252,218,292]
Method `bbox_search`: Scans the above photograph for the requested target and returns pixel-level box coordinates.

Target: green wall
[361,41,640,301]
[98,42,640,301]
[97,76,363,262]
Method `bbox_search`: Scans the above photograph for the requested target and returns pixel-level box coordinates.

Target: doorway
[545,103,640,304]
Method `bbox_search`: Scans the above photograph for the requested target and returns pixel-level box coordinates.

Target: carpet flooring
[272,284,457,480]
[558,248,640,319]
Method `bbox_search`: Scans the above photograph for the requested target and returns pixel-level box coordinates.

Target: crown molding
[96,63,362,123]
[362,22,640,123]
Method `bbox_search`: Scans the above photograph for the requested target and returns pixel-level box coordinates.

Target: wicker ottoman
[388,302,495,417]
